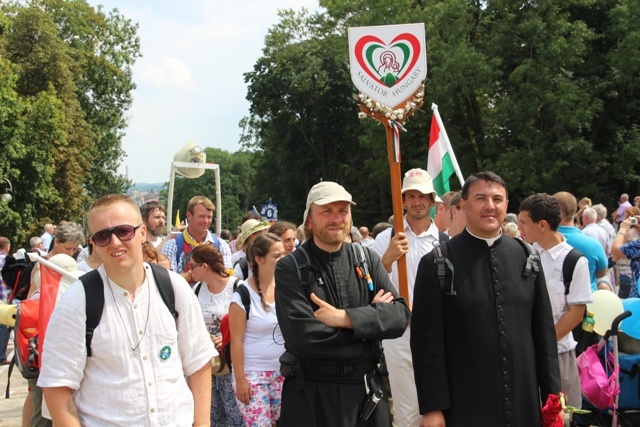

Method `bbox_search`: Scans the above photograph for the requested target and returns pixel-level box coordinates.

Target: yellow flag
[175,210,181,228]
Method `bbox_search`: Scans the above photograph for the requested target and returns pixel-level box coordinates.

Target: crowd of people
[1,173,639,427]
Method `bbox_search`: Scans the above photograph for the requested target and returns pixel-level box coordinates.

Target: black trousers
[278,372,392,427]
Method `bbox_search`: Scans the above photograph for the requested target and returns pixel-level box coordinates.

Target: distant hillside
[130,182,165,193]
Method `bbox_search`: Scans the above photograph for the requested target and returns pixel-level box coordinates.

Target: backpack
[175,232,221,273]
[80,263,177,357]
[233,257,249,280]
[12,299,40,379]
[4,296,41,397]
[2,256,36,302]
[219,283,251,373]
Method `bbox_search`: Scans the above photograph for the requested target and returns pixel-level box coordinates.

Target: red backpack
[219,284,251,373]
[13,299,41,379]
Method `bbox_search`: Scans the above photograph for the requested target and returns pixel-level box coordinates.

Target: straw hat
[237,219,271,249]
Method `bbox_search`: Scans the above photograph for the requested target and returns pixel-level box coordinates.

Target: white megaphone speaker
[174,140,207,178]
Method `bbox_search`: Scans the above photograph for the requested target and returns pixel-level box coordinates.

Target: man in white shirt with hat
[372,168,446,427]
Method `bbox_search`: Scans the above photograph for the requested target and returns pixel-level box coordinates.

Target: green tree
[39,0,140,197]
[0,1,140,246]
[317,0,640,211]
[4,5,93,221]
[242,9,373,224]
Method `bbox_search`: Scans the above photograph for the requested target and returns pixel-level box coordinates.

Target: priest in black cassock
[411,172,561,427]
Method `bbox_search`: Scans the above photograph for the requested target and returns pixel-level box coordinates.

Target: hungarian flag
[427,104,464,195]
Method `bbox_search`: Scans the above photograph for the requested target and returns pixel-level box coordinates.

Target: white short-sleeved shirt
[38,264,217,426]
[196,276,237,334]
[582,223,610,255]
[371,217,441,304]
[231,283,283,371]
[534,240,593,353]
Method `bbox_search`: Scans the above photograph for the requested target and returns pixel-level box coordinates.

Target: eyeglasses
[91,224,141,247]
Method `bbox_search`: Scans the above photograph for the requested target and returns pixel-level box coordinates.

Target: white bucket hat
[401,168,443,203]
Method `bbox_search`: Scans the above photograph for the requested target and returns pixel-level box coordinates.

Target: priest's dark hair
[461,171,508,200]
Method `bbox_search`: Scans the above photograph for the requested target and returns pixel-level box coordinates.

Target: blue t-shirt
[558,226,608,292]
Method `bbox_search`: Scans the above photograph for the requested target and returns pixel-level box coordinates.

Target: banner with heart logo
[349,23,427,109]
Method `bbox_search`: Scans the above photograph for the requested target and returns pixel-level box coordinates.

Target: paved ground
[0,337,27,427]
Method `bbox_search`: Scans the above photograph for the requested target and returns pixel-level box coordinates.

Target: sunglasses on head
[91,224,141,247]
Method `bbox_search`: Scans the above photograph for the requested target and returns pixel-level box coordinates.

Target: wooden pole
[357,87,424,301]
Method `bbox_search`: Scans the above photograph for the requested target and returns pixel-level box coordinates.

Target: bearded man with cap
[275,181,410,427]
[371,168,449,427]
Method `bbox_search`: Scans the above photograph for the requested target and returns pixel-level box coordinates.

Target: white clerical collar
[466,228,502,246]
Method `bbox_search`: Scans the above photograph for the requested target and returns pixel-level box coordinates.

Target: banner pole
[384,121,409,299]
[357,86,424,301]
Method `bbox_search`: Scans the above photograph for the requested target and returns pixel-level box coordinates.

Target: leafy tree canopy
[0,0,139,247]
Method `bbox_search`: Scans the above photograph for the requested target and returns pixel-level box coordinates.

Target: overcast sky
[86,0,321,184]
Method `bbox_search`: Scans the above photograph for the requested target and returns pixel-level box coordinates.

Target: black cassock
[411,230,561,427]
[275,239,411,427]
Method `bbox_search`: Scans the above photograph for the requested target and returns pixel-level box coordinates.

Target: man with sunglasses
[162,195,232,282]
[38,194,216,427]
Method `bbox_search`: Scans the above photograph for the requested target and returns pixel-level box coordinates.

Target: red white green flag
[427,104,464,195]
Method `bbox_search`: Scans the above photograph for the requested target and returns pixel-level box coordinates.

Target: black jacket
[411,230,561,427]
[275,239,410,365]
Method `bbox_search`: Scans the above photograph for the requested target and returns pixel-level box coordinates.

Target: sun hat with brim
[401,168,443,203]
[237,220,271,249]
[303,181,356,225]
[235,219,258,249]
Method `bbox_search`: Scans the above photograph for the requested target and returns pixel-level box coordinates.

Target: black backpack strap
[514,238,540,280]
[291,245,319,293]
[193,282,203,296]
[233,257,250,280]
[150,263,177,324]
[235,283,251,320]
[80,269,104,358]
[433,240,456,296]
[438,231,450,243]
[5,355,15,398]
[232,277,241,290]
[562,248,584,295]
[351,243,376,300]
[240,258,249,279]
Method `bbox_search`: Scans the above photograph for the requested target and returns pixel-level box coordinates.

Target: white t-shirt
[231,283,283,371]
[372,217,441,305]
[534,240,593,353]
[149,236,164,248]
[582,223,610,255]
[38,264,217,426]
[76,260,98,273]
[195,276,237,334]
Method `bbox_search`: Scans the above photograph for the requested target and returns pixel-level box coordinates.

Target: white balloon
[587,290,624,336]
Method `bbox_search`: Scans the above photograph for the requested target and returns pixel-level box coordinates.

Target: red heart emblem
[354,33,422,88]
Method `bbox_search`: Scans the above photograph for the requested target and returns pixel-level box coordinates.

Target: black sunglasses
[91,224,141,247]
